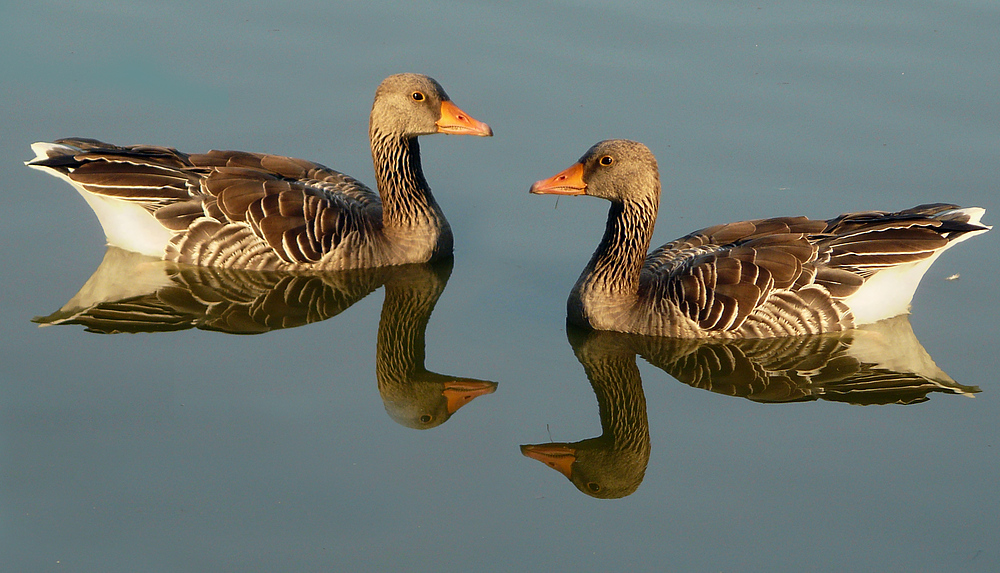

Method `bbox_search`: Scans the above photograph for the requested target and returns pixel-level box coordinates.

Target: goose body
[531,139,990,339]
[26,74,492,271]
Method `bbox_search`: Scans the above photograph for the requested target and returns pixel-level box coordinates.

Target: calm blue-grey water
[3,1,999,572]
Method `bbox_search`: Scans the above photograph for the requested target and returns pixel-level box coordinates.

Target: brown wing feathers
[822,214,952,275]
[646,205,980,336]
[199,168,364,265]
[41,140,196,208]
[653,219,829,333]
[43,141,376,268]
[62,161,192,204]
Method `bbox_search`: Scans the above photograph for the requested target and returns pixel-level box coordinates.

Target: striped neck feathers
[578,194,659,296]
[583,350,650,456]
[375,277,441,381]
[370,129,444,228]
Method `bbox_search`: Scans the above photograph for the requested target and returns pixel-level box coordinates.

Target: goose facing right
[26,73,492,271]
[531,139,990,338]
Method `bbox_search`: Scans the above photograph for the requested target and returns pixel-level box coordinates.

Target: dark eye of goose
[411,91,425,101]
[599,155,614,166]
[419,414,433,424]
[587,482,601,493]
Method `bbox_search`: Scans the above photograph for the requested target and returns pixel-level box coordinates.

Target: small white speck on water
[945,274,960,281]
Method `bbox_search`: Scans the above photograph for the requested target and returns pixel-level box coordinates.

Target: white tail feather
[844,207,990,325]
[27,141,174,257]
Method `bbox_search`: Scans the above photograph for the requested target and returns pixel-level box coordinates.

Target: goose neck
[370,130,443,228]
[582,198,658,295]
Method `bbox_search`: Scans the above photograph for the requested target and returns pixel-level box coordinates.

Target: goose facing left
[531,139,990,338]
[26,73,492,271]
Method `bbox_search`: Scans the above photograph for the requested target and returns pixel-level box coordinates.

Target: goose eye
[411,91,425,101]
[419,414,433,424]
[587,482,601,493]
[599,155,614,166]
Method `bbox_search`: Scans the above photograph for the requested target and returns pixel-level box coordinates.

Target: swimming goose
[531,139,990,338]
[26,73,492,271]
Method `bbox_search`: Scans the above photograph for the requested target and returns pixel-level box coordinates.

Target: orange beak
[442,380,498,414]
[520,444,577,479]
[436,100,493,136]
[529,162,587,195]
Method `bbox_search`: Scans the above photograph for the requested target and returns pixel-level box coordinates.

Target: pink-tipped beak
[530,162,586,195]
[520,444,577,479]
[442,380,498,414]
[436,100,493,136]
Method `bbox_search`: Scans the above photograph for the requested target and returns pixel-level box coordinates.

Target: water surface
[2,1,998,571]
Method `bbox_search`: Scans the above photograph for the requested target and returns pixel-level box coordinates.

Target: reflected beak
[520,444,577,479]
[442,380,498,414]
[436,100,493,136]
[529,163,587,195]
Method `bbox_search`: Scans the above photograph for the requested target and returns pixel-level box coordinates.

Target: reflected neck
[375,275,443,382]
[584,349,650,454]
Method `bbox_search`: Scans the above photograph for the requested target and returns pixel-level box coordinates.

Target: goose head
[530,139,660,204]
[370,73,493,138]
[381,377,498,430]
[520,441,647,499]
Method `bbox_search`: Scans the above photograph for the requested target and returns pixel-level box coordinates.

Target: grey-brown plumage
[26,74,492,270]
[521,317,975,498]
[634,315,978,405]
[521,327,651,500]
[375,261,497,429]
[34,248,496,429]
[531,139,990,338]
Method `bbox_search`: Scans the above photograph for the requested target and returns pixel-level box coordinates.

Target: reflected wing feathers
[633,316,978,404]
[35,259,388,335]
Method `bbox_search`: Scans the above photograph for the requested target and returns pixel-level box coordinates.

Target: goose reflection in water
[522,321,978,499]
[34,247,496,429]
